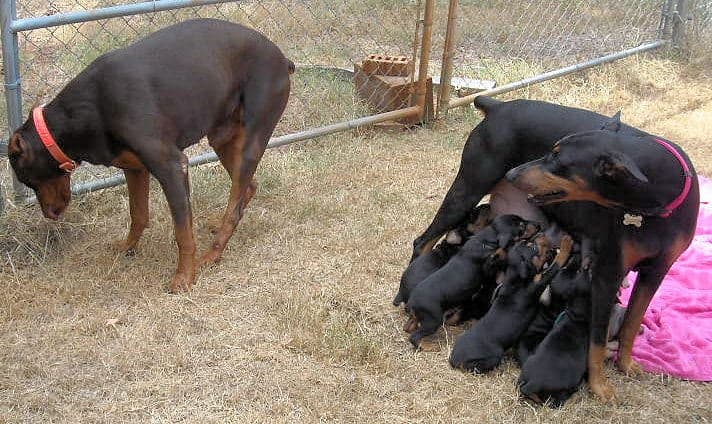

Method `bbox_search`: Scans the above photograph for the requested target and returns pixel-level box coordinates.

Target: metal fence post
[436,0,459,119]
[673,0,691,49]
[1,0,29,202]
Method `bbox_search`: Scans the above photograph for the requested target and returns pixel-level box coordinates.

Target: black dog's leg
[587,249,625,403]
[616,260,668,375]
[409,308,443,347]
[412,128,508,261]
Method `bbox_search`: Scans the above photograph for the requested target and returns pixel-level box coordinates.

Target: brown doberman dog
[7,19,294,292]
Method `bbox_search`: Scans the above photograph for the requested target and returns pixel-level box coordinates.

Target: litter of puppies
[396,205,617,408]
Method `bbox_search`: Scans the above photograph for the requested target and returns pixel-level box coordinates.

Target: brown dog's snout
[36,174,71,220]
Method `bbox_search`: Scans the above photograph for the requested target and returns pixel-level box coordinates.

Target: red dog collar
[654,138,692,218]
[32,105,77,173]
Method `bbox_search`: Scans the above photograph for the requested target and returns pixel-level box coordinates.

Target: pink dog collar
[654,138,692,218]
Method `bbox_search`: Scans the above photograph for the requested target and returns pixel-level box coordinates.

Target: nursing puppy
[518,252,594,407]
[406,215,535,347]
[449,235,572,373]
[393,204,493,307]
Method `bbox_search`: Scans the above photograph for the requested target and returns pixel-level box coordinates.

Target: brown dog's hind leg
[114,167,150,253]
[200,80,290,267]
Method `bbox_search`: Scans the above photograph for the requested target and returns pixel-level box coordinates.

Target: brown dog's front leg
[114,167,150,253]
[147,151,196,292]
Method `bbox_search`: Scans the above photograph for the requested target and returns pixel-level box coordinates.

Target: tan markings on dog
[111,150,145,170]
[403,316,418,333]
[532,235,551,270]
[621,240,654,271]
[666,234,693,265]
[36,174,71,218]
[554,235,573,267]
[420,237,439,255]
[588,343,617,403]
[518,166,620,208]
[552,143,561,153]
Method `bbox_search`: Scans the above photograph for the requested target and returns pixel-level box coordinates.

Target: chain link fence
[0,0,704,211]
[1,0,422,204]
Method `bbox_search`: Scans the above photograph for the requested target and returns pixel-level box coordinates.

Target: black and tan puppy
[7,19,294,292]
[449,235,572,373]
[516,250,581,365]
[393,204,493,307]
[518,252,594,407]
[406,215,536,347]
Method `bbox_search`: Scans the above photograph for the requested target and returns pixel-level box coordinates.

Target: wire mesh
[0,0,704,206]
[431,0,668,100]
[1,0,419,193]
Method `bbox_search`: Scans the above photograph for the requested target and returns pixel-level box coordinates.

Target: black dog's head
[8,119,72,220]
[490,214,540,248]
[508,233,552,280]
[504,113,668,214]
[466,203,493,234]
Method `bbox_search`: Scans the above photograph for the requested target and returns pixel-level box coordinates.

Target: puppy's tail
[473,95,502,114]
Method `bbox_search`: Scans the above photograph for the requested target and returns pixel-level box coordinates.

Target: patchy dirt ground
[1,56,711,423]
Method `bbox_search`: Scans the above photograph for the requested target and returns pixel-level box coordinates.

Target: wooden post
[436,0,459,119]
[414,0,435,123]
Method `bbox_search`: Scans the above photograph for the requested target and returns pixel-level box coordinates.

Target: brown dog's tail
[473,95,502,114]
[286,58,295,75]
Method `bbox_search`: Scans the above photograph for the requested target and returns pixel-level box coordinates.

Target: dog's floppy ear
[7,134,25,158]
[594,151,649,184]
[601,111,622,132]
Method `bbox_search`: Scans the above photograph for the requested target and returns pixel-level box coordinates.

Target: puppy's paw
[555,235,573,265]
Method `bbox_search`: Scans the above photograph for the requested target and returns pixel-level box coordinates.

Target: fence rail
[0,0,700,212]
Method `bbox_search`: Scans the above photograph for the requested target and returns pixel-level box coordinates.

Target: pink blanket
[619,176,712,381]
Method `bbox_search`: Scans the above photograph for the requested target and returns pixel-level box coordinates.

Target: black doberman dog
[393,204,493,307]
[8,19,294,292]
[449,234,572,373]
[411,97,699,401]
[506,116,698,402]
[518,251,595,407]
[406,215,536,347]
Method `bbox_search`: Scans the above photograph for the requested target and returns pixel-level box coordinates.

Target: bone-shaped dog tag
[623,213,643,228]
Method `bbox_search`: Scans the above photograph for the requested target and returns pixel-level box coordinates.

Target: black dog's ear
[601,111,622,132]
[594,151,648,184]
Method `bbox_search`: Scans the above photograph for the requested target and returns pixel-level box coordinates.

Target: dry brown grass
[1,56,711,423]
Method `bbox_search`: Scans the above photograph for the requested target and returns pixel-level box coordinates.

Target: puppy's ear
[594,151,648,184]
[498,233,514,249]
[517,260,530,280]
[601,111,622,132]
